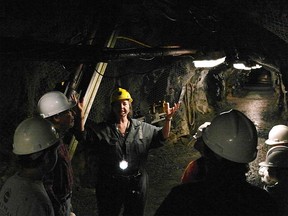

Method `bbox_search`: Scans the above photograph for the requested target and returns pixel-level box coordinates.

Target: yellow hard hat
[110,88,133,103]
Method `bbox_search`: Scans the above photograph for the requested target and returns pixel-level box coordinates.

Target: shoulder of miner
[55,137,71,162]
[130,119,166,148]
[248,184,280,216]
[155,182,201,215]
[156,180,280,216]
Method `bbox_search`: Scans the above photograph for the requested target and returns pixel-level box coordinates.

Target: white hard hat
[259,146,288,168]
[13,117,60,155]
[193,122,211,139]
[265,125,288,146]
[202,109,258,163]
[37,91,76,118]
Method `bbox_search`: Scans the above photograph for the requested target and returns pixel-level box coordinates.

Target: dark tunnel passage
[246,69,272,87]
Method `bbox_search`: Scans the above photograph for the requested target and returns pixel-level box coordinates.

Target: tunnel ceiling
[1,0,288,73]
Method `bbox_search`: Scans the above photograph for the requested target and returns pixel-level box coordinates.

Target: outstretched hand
[71,94,85,121]
[164,102,181,119]
[70,94,85,131]
[161,102,181,139]
[71,93,83,108]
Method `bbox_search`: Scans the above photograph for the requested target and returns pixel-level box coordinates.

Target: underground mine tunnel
[1,0,288,215]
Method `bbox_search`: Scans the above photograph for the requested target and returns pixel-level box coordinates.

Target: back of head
[265,125,288,146]
[202,109,258,163]
[13,117,59,157]
[37,91,76,118]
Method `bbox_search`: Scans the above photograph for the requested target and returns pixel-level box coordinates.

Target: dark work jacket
[155,179,279,216]
[265,183,288,216]
[80,118,165,178]
[43,138,73,206]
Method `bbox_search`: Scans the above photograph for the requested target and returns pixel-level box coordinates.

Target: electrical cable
[92,64,168,79]
[116,36,152,48]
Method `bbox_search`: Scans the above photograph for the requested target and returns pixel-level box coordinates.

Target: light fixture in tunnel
[251,64,262,69]
[233,63,262,70]
[193,56,226,68]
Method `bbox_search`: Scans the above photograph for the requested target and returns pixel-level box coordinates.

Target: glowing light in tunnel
[251,64,262,69]
[233,63,262,70]
[193,57,226,68]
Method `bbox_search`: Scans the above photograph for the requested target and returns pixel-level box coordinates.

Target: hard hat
[265,125,288,146]
[202,109,258,163]
[13,117,60,155]
[193,122,211,139]
[110,88,133,103]
[259,146,288,168]
[37,91,76,118]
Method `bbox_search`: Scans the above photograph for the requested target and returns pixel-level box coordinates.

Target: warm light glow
[251,64,262,69]
[233,63,251,70]
[193,57,226,68]
[233,63,262,70]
